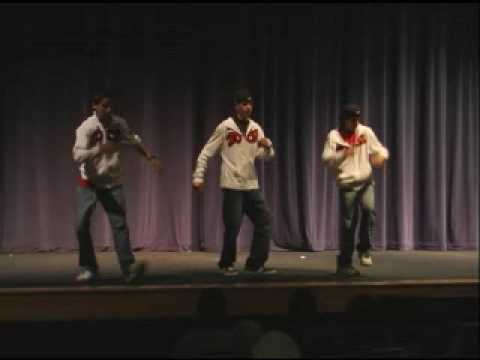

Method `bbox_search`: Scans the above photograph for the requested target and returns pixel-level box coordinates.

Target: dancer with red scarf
[322,104,389,277]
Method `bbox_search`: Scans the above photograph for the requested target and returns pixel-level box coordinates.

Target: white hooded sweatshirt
[322,123,389,187]
[193,117,274,190]
[72,113,141,189]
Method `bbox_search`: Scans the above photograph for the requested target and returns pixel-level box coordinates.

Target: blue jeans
[338,180,376,267]
[219,189,272,270]
[75,185,135,276]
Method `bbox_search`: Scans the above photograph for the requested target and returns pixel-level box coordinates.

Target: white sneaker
[359,252,373,266]
[221,266,239,276]
[245,266,277,274]
[75,269,97,283]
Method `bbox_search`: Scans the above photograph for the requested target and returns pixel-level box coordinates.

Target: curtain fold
[0,4,477,252]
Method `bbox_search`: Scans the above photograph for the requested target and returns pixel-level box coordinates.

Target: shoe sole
[75,274,97,283]
[245,270,277,275]
[223,272,239,276]
[261,270,277,274]
[76,278,96,283]
[335,272,361,277]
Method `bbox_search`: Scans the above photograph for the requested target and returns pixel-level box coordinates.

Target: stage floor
[0,250,477,288]
[0,250,477,321]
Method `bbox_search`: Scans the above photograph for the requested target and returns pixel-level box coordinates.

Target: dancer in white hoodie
[193,89,276,276]
[73,94,162,284]
[322,104,389,276]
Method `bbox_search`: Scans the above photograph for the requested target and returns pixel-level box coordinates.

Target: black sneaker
[125,261,147,284]
[245,266,277,274]
[221,266,239,276]
[336,266,361,277]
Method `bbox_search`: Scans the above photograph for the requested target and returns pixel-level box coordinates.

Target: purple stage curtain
[0,4,478,253]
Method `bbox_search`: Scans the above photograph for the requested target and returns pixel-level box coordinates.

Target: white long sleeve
[322,124,389,186]
[255,129,275,160]
[321,133,348,168]
[193,117,274,190]
[72,122,101,163]
[192,124,224,181]
[367,127,389,159]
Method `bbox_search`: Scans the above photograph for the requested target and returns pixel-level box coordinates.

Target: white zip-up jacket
[322,123,389,187]
[193,117,275,190]
[72,113,141,189]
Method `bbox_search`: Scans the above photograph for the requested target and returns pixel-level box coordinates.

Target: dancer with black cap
[322,104,389,276]
[192,89,276,276]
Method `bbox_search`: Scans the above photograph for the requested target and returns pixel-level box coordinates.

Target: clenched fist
[370,154,386,168]
[257,137,272,149]
[192,178,205,191]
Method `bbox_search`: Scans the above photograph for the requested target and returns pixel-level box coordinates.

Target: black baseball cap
[234,89,253,104]
[341,104,361,118]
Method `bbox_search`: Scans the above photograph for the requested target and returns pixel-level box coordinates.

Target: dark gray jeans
[219,189,272,270]
[338,180,376,267]
[75,185,135,276]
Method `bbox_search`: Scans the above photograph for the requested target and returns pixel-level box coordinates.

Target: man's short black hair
[233,89,253,104]
[91,93,112,106]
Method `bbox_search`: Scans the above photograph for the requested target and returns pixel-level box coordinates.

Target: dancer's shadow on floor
[141,268,366,286]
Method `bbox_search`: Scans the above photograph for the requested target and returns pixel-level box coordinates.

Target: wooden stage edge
[0,278,478,322]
